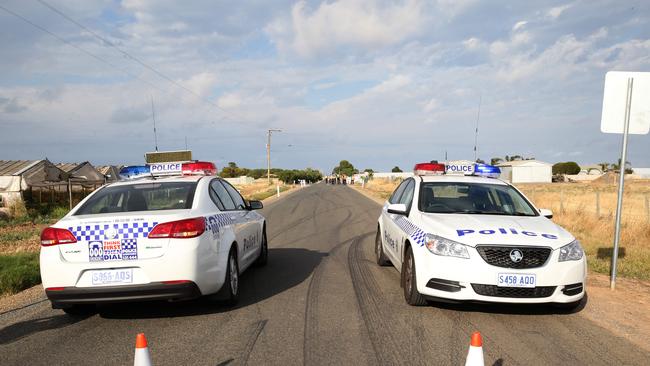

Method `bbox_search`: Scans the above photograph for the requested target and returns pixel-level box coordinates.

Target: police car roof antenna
[473,94,482,162]
[151,95,159,152]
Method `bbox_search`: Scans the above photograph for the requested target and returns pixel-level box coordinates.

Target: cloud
[547,4,573,20]
[0,97,27,113]
[109,105,150,124]
[513,20,528,31]
[267,0,428,58]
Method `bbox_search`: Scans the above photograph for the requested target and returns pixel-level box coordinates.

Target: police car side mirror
[387,203,408,215]
[539,208,553,219]
[248,200,264,210]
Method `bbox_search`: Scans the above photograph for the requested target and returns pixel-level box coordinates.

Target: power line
[0,3,168,94]
[35,0,242,122]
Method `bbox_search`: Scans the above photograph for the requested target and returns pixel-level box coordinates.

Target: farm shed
[96,165,122,182]
[497,160,552,183]
[0,159,68,210]
[56,162,106,187]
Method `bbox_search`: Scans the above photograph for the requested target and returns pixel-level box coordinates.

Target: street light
[267,129,282,183]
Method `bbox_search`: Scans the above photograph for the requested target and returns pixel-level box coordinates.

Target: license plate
[497,273,536,288]
[91,269,133,285]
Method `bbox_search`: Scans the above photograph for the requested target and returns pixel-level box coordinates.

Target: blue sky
[0,0,649,172]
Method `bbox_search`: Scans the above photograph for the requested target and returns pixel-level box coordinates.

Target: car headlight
[425,234,470,259]
[558,239,583,262]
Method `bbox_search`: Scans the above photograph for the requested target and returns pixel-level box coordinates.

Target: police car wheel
[62,304,96,316]
[375,228,389,266]
[256,227,268,267]
[223,248,240,306]
[402,246,427,306]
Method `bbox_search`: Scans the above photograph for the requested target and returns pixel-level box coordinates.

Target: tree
[332,160,358,176]
[610,159,633,174]
[220,162,243,178]
[391,166,403,173]
[490,157,503,166]
[475,158,486,164]
[552,162,580,175]
[363,168,374,173]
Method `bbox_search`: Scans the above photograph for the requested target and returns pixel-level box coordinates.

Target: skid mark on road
[236,319,267,366]
[347,233,425,366]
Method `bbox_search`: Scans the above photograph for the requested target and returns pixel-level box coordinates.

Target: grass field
[359,178,650,280]
[0,252,40,296]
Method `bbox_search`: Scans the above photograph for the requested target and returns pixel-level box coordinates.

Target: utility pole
[267,129,282,183]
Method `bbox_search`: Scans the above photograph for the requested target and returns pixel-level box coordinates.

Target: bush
[7,200,28,219]
[0,252,41,295]
[51,206,70,219]
[552,161,581,175]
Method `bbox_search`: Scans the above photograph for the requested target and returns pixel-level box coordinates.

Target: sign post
[600,71,650,290]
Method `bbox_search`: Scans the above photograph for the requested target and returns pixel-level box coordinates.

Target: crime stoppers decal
[89,239,139,262]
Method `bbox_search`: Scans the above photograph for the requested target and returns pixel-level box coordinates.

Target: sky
[0,0,649,173]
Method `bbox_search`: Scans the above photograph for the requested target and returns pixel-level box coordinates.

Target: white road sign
[600,71,650,135]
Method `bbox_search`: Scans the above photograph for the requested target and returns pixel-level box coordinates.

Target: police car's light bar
[119,165,151,180]
[473,163,501,178]
[414,163,446,175]
[119,161,217,180]
[182,161,217,176]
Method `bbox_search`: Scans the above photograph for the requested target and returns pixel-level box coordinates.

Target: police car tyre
[375,228,389,266]
[255,226,268,267]
[402,246,427,306]
[61,304,96,316]
[221,248,240,306]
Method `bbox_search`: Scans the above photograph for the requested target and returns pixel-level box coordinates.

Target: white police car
[40,161,267,314]
[376,161,586,307]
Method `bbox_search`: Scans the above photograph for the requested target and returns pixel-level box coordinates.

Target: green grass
[0,228,41,244]
[0,252,41,296]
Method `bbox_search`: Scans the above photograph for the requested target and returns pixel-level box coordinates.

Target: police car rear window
[419,182,537,216]
[74,182,197,215]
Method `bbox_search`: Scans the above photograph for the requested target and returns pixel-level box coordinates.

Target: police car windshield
[419,182,537,216]
[74,182,197,215]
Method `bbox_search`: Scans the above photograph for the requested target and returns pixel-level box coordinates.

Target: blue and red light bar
[119,161,218,180]
[414,161,501,178]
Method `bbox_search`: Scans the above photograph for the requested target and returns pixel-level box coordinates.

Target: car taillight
[148,217,206,239]
[41,227,77,246]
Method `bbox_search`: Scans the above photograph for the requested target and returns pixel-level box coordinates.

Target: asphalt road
[1,183,648,365]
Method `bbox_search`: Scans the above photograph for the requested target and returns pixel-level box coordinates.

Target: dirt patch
[582,273,650,352]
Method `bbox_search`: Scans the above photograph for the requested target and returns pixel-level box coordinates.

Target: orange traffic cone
[464,331,484,366]
[134,333,152,366]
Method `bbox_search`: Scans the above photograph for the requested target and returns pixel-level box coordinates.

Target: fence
[517,183,650,223]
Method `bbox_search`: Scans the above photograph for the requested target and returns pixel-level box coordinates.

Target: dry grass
[359,178,650,280]
[234,179,293,201]
[0,223,45,255]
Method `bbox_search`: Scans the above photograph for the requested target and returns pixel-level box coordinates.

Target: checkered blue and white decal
[206,213,237,238]
[392,215,427,247]
[68,222,158,242]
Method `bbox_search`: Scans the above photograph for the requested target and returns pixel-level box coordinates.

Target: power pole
[267,129,282,183]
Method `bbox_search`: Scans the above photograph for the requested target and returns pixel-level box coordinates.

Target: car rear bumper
[46,281,201,308]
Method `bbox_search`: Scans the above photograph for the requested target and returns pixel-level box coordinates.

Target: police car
[40,161,267,314]
[376,161,586,307]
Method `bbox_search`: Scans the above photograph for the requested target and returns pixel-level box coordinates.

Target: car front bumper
[414,247,587,304]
